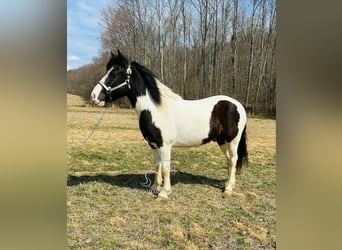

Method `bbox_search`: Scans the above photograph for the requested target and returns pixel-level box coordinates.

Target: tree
[72,0,277,116]
[230,0,238,98]
[244,0,259,109]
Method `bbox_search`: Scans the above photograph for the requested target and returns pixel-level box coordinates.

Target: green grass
[67,94,276,249]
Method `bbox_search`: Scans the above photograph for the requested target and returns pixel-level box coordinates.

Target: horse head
[90,50,132,106]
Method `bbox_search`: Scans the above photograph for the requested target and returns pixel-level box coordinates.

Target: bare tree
[181,0,188,98]
[76,0,277,115]
[230,0,238,98]
[244,0,260,108]
[253,0,276,114]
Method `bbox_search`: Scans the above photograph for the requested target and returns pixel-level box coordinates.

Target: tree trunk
[230,0,238,98]
[244,0,257,108]
[182,0,187,98]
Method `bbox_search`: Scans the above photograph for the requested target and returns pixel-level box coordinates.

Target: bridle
[97,64,132,99]
[83,63,132,145]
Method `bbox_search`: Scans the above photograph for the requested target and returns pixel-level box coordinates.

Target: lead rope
[80,64,131,147]
[80,106,109,147]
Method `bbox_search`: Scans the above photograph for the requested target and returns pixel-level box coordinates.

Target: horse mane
[131,62,182,104]
[155,79,182,101]
[131,62,161,104]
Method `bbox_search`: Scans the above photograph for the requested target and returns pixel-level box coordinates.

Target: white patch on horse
[154,79,182,114]
[136,92,175,146]
[135,93,154,113]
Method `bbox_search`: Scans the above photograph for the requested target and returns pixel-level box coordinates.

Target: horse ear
[110,51,115,57]
[117,49,123,58]
[117,49,129,64]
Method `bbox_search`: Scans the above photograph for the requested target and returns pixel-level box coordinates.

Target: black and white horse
[91,50,248,198]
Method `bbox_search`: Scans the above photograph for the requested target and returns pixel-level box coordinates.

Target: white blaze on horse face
[98,66,114,85]
[90,67,114,106]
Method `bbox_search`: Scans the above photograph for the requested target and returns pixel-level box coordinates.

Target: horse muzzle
[93,99,105,107]
[90,84,106,107]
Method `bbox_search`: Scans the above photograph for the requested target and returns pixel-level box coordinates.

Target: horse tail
[236,125,248,174]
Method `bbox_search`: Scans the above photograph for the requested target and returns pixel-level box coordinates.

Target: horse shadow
[67,171,225,191]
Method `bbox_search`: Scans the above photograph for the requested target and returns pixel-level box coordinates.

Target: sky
[67,0,111,70]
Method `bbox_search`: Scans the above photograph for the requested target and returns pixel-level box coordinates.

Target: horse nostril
[99,93,106,100]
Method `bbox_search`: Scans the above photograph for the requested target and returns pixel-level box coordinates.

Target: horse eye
[110,68,118,74]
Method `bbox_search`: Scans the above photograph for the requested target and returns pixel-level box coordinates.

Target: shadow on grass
[67,171,224,191]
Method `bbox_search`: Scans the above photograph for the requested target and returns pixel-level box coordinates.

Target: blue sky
[67,0,111,70]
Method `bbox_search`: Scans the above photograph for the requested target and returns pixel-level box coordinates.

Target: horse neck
[134,90,158,113]
[128,66,162,113]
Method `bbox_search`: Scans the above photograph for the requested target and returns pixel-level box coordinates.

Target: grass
[67,94,276,249]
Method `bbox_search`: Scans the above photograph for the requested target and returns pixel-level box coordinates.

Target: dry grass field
[67,94,276,249]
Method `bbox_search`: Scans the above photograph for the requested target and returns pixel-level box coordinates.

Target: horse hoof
[156,194,168,200]
[158,189,171,199]
[156,196,168,202]
[158,192,168,199]
[223,189,233,196]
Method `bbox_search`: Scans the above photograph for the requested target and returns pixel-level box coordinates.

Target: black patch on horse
[131,62,161,105]
[202,100,240,145]
[139,110,163,149]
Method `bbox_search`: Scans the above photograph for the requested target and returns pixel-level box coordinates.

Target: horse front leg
[158,145,172,198]
[224,143,238,195]
[151,149,162,193]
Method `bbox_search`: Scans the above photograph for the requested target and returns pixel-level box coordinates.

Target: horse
[90,49,248,198]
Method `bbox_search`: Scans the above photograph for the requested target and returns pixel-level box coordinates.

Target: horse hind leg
[220,142,238,195]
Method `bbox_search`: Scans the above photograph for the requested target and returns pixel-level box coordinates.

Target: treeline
[67,0,276,116]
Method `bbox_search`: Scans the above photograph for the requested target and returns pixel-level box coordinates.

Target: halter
[98,64,132,95]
